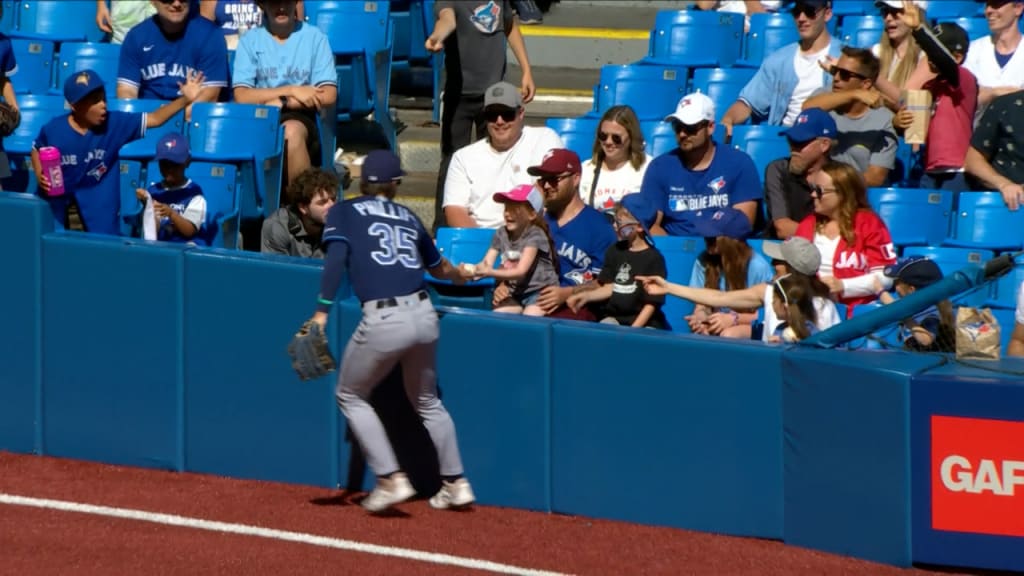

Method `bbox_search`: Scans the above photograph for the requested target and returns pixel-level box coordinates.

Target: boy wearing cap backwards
[31,68,205,235]
[135,132,207,244]
[877,255,955,352]
[891,1,977,192]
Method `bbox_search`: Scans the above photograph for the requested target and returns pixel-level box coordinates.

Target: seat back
[653,235,704,332]
[742,13,800,67]
[10,38,54,94]
[925,1,977,20]
[839,15,884,48]
[867,187,953,248]
[545,116,600,163]
[185,161,240,248]
[941,17,991,41]
[596,64,689,119]
[947,191,1024,251]
[434,227,495,267]
[737,132,789,182]
[13,1,104,43]
[648,10,744,68]
[56,42,120,97]
[691,67,757,123]
[108,98,187,161]
[643,120,677,157]
[830,1,872,17]
[5,93,66,156]
[987,254,1024,310]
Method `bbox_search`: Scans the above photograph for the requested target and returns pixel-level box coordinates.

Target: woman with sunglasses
[579,105,652,212]
[796,160,897,315]
[869,0,928,110]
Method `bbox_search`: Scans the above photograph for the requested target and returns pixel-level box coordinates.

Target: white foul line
[0,493,571,576]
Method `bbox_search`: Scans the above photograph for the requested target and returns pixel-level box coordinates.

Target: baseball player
[290,149,475,514]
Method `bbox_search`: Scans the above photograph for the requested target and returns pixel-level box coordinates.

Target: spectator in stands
[97,0,157,44]
[767,272,822,343]
[720,0,841,134]
[201,0,303,49]
[567,193,669,329]
[891,14,976,192]
[261,167,338,258]
[871,0,926,107]
[642,93,763,236]
[232,0,336,189]
[496,148,616,320]
[876,255,955,352]
[0,19,17,190]
[965,92,1024,209]
[637,236,841,341]
[802,46,898,187]
[796,160,897,315]
[1009,279,1024,356]
[965,0,1024,121]
[135,132,207,244]
[579,105,652,213]
[117,0,228,103]
[764,108,836,240]
[32,69,204,235]
[442,81,563,229]
[426,0,536,229]
[692,0,784,32]
[685,208,774,338]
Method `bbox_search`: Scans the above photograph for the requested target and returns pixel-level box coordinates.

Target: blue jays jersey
[34,111,146,235]
[322,196,441,303]
[545,206,617,287]
[118,16,229,100]
[213,0,262,35]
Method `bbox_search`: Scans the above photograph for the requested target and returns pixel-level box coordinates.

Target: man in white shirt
[965,0,1024,120]
[442,81,564,228]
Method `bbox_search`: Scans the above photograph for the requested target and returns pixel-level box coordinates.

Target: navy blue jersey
[322,196,441,302]
[118,15,229,100]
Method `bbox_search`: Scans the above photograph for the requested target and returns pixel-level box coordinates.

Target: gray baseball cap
[762,237,821,276]
[484,81,522,109]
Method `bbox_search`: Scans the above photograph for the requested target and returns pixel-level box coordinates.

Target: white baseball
[782,327,798,343]
[462,263,476,275]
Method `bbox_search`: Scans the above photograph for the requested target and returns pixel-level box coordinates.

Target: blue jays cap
[884,255,943,288]
[361,149,406,183]
[619,193,657,235]
[781,108,837,143]
[154,132,190,164]
[689,207,753,240]
[64,69,106,105]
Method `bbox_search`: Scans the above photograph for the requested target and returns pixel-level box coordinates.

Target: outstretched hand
[635,275,668,296]
[177,70,206,103]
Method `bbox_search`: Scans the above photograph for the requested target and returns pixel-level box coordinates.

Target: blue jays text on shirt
[141,62,201,82]
[667,177,730,213]
[61,149,110,181]
[253,64,314,86]
[558,241,597,285]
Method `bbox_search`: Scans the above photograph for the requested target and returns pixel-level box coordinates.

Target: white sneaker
[429,478,475,509]
[362,473,416,513]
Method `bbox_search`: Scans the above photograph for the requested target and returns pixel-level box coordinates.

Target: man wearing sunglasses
[763,108,836,239]
[640,93,763,237]
[442,81,563,229]
[117,0,228,103]
[720,0,841,137]
[964,0,1024,121]
[801,46,897,188]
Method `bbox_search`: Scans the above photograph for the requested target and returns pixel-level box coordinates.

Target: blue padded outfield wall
[2,192,1023,572]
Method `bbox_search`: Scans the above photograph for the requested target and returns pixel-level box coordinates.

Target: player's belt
[371,290,429,310]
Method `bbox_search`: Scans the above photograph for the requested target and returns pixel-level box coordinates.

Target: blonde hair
[591,105,647,170]
[876,8,926,89]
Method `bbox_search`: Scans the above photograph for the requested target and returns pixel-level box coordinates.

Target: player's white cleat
[362,472,416,513]
[429,478,475,509]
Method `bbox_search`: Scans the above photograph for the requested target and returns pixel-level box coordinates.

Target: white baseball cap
[664,93,716,126]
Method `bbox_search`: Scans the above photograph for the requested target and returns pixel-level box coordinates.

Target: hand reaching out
[177,70,206,103]
[634,275,668,296]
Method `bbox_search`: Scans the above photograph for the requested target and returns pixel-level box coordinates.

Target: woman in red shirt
[796,161,898,316]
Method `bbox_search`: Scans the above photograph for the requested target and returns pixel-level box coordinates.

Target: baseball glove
[287,320,336,381]
[0,102,20,138]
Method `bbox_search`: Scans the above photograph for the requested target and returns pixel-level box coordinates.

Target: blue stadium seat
[990,307,1018,353]
[849,302,903,350]
[690,67,757,125]
[594,64,689,120]
[0,0,14,35]
[10,38,55,94]
[54,43,121,100]
[389,0,443,123]
[643,120,677,157]
[2,93,66,193]
[734,129,789,182]
[831,1,872,17]
[653,235,703,333]
[940,17,991,41]
[314,2,398,151]
[545,116,599,163]
[728,123,782,152]
[9,1,104,44]
[925,1,977,20]
[839,15,884,48]
[866,187,953,248]
[902,245,995,306]
[737,13,800,68]
[108,99,187,162]
[985,254,1024,310]
[945,191,1024,251]
[426,226,496,309]
[642,10,744,68]
[118,159,145,237]
[187,102,285,222]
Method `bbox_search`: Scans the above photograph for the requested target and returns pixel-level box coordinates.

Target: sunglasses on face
[537,173,572,187]
[157,0,187,5]
[810,184,838,199]
[673,120,708,135]
[829,65,868,81]
[790,5,821,19]
[483,108,518,123]
[879,6,904,17]
[598,131,625,145]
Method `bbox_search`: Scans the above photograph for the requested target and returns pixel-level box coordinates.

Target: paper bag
[955,307,1001,361]
[901,89,932,144]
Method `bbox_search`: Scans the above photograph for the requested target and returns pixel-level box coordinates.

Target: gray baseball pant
[335,292,465,478]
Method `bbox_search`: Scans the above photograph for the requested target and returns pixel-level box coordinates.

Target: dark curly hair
[287,168,339,208]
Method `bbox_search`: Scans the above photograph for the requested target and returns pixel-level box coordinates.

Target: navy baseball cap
[619,193,657,235]
[361,149,406,183]
[884,256,943,288]
[64,69,105,105]
[781,108,837,143]
[933,22,969,55]
[154,132,190,164]
[689,207,752,240]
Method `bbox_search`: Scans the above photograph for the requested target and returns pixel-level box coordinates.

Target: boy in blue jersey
[31,69,205,235]
[117,0,228,103]
[307,150,474,514]
[641,93,764,237]
[136,131,208,244]
[233,0,336,189]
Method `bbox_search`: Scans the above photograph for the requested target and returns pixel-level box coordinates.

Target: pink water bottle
[37,146,65,197]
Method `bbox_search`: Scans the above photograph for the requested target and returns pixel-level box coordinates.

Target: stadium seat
[730,124,782,152]
[545,116,599,163]
[945,191,1024,251]
[737,13,800,68]
[839,15,884,48]
[653,235,704,333]
[902,245,995,306]
[594,64,689,120]
[925,1,978,20]
[830,1,872,17]
[118,159,145,237]
[848,302,903,350]
[2,93,66,194]
[642,10,744,68]
[643,120,677,157]
[867,187,953,248]
[940,17,991,42]
[426,226,496,309]
[690,67,757,126]
[315,2,398,151]
[187,102,285,223]
[54,43,121,101]
[10,38,55,94]
[734,128,789,183]
[985,254,1024,310]
[108,99,187,163]
[9,1,104,44]
[389,0,443,123]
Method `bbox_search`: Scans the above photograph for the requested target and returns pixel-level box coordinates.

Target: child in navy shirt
[136,132,207,244]
[878,255,955,352]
